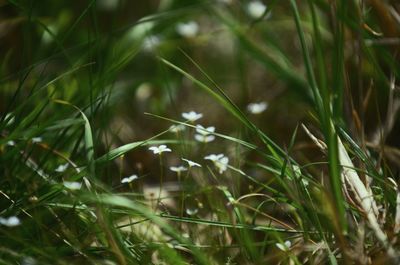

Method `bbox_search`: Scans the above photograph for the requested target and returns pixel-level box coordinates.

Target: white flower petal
[219,157,229,165]
[63,181,82,190]
[182,158,202,168]
[0,216,21,227]
[182,111,203,122]
[195,134,215,143]
[302,178,309,186]
[195,125,215,135]
[142,35,161,52]
[247,1,267,19]
[247,101,268,114]
[55,163,69,173]
[121,174,138,184]
[205,154,229,174]
[170,166,188,173]
[6,140,15,146]
[204,154,223,161]
[176,21,199,38]
[148,145,172,154]
[276,240,291,251]
[32,137,43,143]
[169,124,186,133]
[215,163,228,174]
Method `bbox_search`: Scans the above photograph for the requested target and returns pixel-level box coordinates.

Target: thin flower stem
[157,154,164,210]
[180,168,191,220]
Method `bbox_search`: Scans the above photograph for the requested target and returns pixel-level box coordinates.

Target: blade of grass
[290,0,346,233]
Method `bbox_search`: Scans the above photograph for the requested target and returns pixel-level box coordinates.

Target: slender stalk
[158,154,164,210]
[290,0,347,233]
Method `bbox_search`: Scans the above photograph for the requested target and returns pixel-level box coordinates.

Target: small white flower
[121,174,138,184]
[142,35,161,51]
[195,125,215,135]
[170,166,188,173]
[182,158,202,168]
[148,145,172,154]
[204,154,229,174]
[247,1,267,19]
[63,181,82,190]
[247,101,268,114]
[194,134,215,143]
[182,111,203,122]
[195,125,216,143]
[204,154,224,162]
[169,124,186,133]
[6,140,15,146]
[276,240,291,251]
[176,21,199,38]
[32,137,42,143]
[0,216,21,227]
[55,163,69,173]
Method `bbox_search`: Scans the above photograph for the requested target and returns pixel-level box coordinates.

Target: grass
[1,0,400,264]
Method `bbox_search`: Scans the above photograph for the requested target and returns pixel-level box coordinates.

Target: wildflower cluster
[147,111,231,174]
